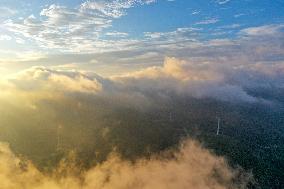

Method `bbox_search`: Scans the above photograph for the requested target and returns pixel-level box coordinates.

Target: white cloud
[219,24,241,29]
[216,0,231,5]
[0,50,46,64]
[234,13,245,18]
[4,5,111,51]
[0,7,17,18]
[106,31,129,37]
[4,1,156,53]
[9,67,102,94]
[80,0,154,18]
[240,25,284,36]
[192,10,200,15]
[195,18,219,25]
[15,37,25,44]
[0,35,12,41]
[143,27,201,43]
[114,57,262,102]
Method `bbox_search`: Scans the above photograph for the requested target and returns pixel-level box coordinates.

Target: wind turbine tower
[216,117,220,135]
[57,124,62,151]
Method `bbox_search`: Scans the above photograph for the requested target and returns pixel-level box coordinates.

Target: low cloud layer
[8,67,102,94]
[0,140,251,189]
[2,56,283,104]
[114,57,257,102]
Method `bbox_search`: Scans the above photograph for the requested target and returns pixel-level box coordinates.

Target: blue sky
[0,0,284,76]
[2,0,284,36]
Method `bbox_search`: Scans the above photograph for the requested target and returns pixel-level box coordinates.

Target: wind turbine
[183,127,190,137]
[216,117,220,135]
[57,124,63,151]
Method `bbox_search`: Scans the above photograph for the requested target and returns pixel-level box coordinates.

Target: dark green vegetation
[0,93,283,188]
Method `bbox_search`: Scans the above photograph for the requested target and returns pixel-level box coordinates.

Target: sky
[0,0,284,76]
